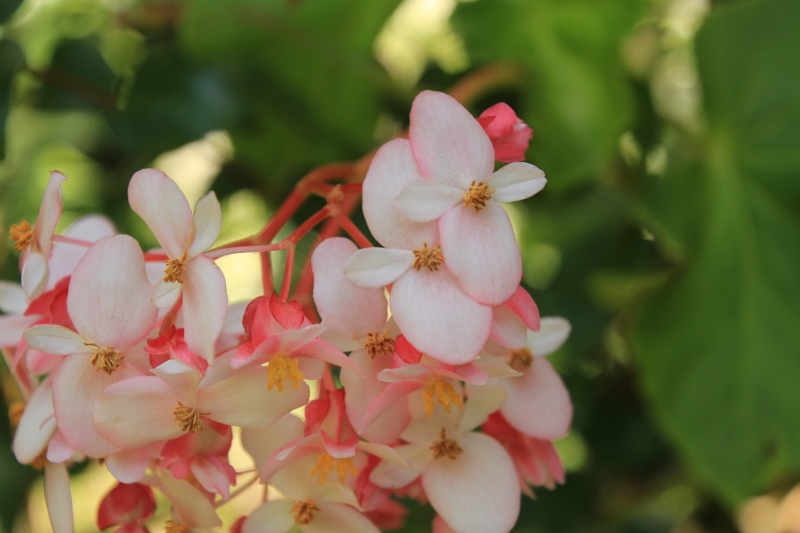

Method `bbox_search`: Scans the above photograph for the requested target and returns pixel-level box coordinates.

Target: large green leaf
[634,0,800,502]
[452,0,645,189]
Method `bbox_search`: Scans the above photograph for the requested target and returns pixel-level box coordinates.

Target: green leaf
[452,0,646,189]
[634,0,800,502]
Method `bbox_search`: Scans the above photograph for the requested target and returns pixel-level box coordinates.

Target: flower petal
[44,462,74,533]
[242,500,295,533]
[24,325,92,356]
[1,315,41,347]
[187,191,222,258]
[345,248,413,288]
[369,444,430,489]
[182,255,228,363]
[305,503,380,533]
[47,214,116,290]
[488,163,546,203]
[390,268,492,365]
[489,305,527,349]
[34,171,67,257]
[439,202,521,306]
[13,378,57,464]
[501,358,572,440]
[67,235,157,348]
[21,251,49,299]
[0,281,28,314]
[128,169,194,258]
[422,432,519,533]
[395,179,462,223]
[528,317,571,357]
[362,138,439,250]
[409,91,494,188]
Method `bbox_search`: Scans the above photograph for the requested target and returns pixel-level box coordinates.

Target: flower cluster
[1,91,571,533]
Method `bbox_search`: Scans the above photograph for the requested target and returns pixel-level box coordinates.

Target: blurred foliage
[1,0,799,531]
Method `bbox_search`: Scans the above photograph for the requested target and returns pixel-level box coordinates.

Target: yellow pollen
[291,499,320,526]
[86,343,123,375]
[431,429,463,460]
[412,242,444,271]
[508,347,534,372]
[173,402,209,433]
[164,520,189,533]
[9,220,34,252]
[422,381,463,418]
[163,252,187,283]
[365,331,395,358]
[309,451,359,484]
[266,356,303,393]
[463,181,494,212]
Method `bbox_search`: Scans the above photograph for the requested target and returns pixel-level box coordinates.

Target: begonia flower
[97,482,156,532]
[128,168,227,363]
[477,102,534,163]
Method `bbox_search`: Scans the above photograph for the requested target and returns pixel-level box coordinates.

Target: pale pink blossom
[477,102,534,163]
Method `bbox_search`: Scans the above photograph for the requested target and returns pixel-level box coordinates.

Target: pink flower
[97,482,156,532]
[477,102,534,163]
[128,169,228,363]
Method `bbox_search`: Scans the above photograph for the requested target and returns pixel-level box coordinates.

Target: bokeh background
[1,0,799,531]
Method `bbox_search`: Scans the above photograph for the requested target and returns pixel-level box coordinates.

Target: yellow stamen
[86,342,123,375]
[266,356,303,393]
[164,520,189,533]
[463,181,494,212]
[508,347,534,372]
[431,428,462,460]
[412,242,444,271]
[422,381,463,418]
[309,451,358,484]
[9,220,34,252]
[163,252,187,283]
[291,499,320,526]
[173,402,209,433]
[365,331,395,358]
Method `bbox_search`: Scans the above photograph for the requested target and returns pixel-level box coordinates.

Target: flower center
[291,499,320,526]
[9,220,34,252]
[173,402,209,433]
[508,347,534,372]
[422,380,463,418]
[163,252,187,283]
[431,429,462,460]
[309,451,359,484]
[365,331,395,358]
[86,343,123,375]
[463,181,494,212]
[164,520,189,533]
[266,356,303,393]
[412,242,444,271]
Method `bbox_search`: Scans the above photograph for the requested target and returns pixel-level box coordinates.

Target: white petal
[44,462,74,533]
[182,255,228,363]
[128,169,194,258]
[242,500,295,533]
[152,279,181,309]
[0,281,27,314]
[21,251,49,299]
[395,179,462,222]
[527,317,571,357]
[488,162,547,203]
[187,191,222,257]
[344,248,413,288]
[489,305,527,349]
[23,325,91,356]
[501,358,572,440]
[0,315,40,347]
[306,503,380,533]
[369,444,430,489]
[13,379,57,464]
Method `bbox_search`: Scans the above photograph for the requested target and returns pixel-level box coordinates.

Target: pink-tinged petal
[439,202,521,306]
[320,315,363,352]
[369,444,430,489]
[454,362,489,385]
[21,251,49,298]
[200,369,308,428]
[44,461,74,533]
[490,305,527,349]
[423,432,519,533]
[390,268,492,365]
[52,354,145,457]
[345,248,413,288]
[394,334,422,364]
[13,378,57,464]
[0,315,39,347]
[152,279,181,309]
[94,375,184,449]
[48,215,116,289]
[305,503,380,533]
[360,380,424,432]
[528,317,571,357]
[128,169,194,258]
[157,468,222,528]
[182,255,228,363]
[276,324,327,354]
[190,456,233,498]
[151,360,201,404]
[501,358,572,440]
[23,325,91,356]
[312,238,388,336]
[0,281,27,314]
[106,447,155,484]
[241,413,305,473]
[456,385,507,435]
[34,171,67,257]
[395,179,462,223]
[488,163,546,203]
[478,103,533,164]
[46,431,75,463]
[504,286,540,332]
[187,191,222,257]
[409,91,494,188]
[291,339,359,374]
[242,500,295,533]
[473,359,520,379]
[362,138,439,250]
[67,235,157,347]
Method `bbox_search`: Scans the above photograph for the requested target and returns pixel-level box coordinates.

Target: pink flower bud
[477,103,533,163]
